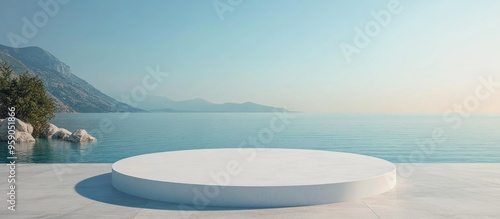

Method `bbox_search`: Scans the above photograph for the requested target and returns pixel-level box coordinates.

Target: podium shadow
[74,173,279,211]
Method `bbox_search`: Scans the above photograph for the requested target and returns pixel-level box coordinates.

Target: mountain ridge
[0,44,144,113]
[138,95,287,112]
[0,44,288,113]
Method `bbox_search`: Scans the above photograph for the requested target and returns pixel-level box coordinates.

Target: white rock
[0,118,35,142]
[0,117,33,134]
[15,132,36,142]
[1,118,96,144]
[52,128,72,141]
[16,118,32,133]
[68,129,96,142]
[26,122,34,134]
[44,123,59,138]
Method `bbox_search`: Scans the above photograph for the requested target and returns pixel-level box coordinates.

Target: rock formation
[47,124,97,143]
[68,129,97,142]
[0,118,35,142]
[0,118,96,143]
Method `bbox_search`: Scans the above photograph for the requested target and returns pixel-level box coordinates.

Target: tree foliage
[0,61,55,137]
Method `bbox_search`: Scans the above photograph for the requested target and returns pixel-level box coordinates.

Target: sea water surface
[1,113,499,163]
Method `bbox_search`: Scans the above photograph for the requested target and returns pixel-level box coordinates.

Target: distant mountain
[139,96,286,112]
[0,44,143,113]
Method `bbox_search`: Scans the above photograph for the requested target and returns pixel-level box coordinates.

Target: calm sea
[1,113,499,163]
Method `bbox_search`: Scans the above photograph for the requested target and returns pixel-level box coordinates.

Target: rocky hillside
[0,44,143,113]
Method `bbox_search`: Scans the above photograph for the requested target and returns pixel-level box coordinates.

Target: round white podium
[112,148,396,207]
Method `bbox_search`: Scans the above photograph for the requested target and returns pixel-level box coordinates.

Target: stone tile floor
[1,164,499,219]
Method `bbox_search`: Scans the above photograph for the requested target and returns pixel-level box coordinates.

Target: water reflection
[0,139,97,163]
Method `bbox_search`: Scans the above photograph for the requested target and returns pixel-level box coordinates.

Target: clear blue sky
[1,0,500,112]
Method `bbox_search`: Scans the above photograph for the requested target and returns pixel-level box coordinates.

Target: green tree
[0,61,13,103]
[0,61,55,137]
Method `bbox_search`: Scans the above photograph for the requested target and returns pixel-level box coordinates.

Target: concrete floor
[1,163,499,219]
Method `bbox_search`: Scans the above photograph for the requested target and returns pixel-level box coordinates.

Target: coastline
[1,163,499,218]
